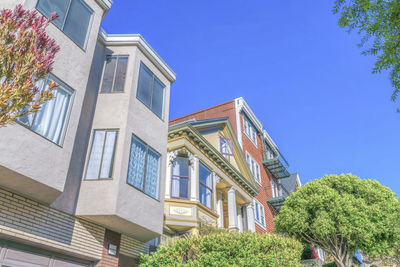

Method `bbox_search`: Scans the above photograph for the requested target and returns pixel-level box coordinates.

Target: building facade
[169,98,291,233]
[0,0,175,266]
[162,118,258,242]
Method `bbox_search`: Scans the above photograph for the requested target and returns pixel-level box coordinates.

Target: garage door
[0,244,90,267]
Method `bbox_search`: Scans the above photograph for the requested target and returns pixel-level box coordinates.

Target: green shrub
[139,232,303,267]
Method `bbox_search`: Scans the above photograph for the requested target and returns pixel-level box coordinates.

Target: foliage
[0,5,59,126]
[139,231,303,267]
[198,223,227,236]
[275,174,400,267]
[322,263,337,267]
[333,0,400,102]
[302,246,318,260]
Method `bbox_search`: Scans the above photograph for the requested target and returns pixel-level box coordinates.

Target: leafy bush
[302,246,318,260]
[139,232,303,267]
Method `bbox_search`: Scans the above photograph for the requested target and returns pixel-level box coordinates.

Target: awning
[262,158,290,179]
[266,196,286,212]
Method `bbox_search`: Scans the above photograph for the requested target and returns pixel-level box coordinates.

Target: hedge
[139,232,303,267]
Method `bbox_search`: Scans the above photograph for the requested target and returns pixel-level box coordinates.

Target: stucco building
[0,0,175,266]
[169,98,292,233]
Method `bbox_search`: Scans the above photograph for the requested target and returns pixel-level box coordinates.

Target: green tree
[275,174,400,267]
[139,232,303,267]
[333,0,400,102]
[0,5,59,126]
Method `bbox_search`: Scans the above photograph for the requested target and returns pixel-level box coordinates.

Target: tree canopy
[275,174,400,267]
[333,0,400,102]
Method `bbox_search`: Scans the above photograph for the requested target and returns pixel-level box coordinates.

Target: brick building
[170,98,292,232]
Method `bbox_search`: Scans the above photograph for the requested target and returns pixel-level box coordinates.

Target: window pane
[199,185,212,209]
[151,78,164,118]
[137,64,153,107]
[199,163,212,187]
[63,0,92,48]
[144,147,161,199]
[171,177,188,199]
[99,131,117,178]
[172,157,189,177]
[100,56,117,93]
[113,57,128,92]
[18,78,48,126]
[127,136,147,190]
[85,130,105,180]
[31,78,73,144]
[36,0,69,28]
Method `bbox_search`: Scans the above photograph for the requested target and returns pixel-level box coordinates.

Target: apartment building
[169,98,291,233]
[162,118,259,243]
[0,0,175,266]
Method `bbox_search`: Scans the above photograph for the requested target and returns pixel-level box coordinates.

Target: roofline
[98,29,176,83]
[235,97,263,132]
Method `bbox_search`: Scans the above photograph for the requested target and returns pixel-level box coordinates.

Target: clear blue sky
[102,0,400,196]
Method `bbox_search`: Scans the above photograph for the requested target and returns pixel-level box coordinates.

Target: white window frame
[243,115,258,147]
[271,179,279,198]
[246,152,261,185]
[253,199,266,229]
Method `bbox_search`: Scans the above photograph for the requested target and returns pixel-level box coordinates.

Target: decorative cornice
[168,125,260,197]
[98,29,176,83]
[95,0,112,11]
[235,97,263,132]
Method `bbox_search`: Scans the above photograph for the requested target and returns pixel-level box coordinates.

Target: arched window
[171,157,190,199]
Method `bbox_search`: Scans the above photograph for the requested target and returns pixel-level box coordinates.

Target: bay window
[171,157,190,199]
[127,135,161,199]
[199,162,213,209]
[100,55,128,93]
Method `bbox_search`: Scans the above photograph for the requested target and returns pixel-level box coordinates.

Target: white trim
[245,152,261,186]
[235,97,263,132]
[234,99,243,148]
[243,115,258,148]
[98,29,176,83]
[95,0,112,11]
[253,198,266,229]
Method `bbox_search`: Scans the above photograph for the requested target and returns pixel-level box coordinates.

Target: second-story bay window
[36,0,93,48]
[136,63,165,119]
[100,55,128,93]
[199,162,212,209]
[18,74,74,145]
[85,130,118,180]
[127,135,161,199]
[171,157,190,199]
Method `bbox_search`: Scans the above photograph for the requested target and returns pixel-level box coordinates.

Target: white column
[217,191,224,228]
[212,172,217,212]
[190,156,199,201]
[237,206,243,233]
[227,187,238,230]
[246,202,256,232]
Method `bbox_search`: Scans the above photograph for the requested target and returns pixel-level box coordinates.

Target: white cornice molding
[263,129,278,153]
[95,0,112,10]
[235,97,263,132]
[98,29,176,83]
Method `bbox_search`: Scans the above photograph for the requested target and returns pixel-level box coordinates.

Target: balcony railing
[264,183,290,212]
[261,139,290,180]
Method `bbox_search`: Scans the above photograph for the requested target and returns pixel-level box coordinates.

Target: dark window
[199,162,212,209]
[100,56,128,93]
[171,157,190,199]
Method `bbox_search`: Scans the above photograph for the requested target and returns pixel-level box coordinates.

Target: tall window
[100,55,128,93]
[271,179,279,198]
[219,137,233,156]
[199,162,212,209]
[243,115,257,146]
[136,62,165,119]
[265,144,275,160]
[18,75,74,145]
[127,135,161,199]
[253,199,265,227]
[36,0,93,48]
[246,152,261,185]
[85,130,118,180]
[171,157,190,199]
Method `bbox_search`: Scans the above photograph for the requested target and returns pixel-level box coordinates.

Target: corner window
[100,55,128,93]
[253,199,265,227]
[36,0,93,48]
[246,152,261,185]
[85,130,118,180]
[199,162,212,209]
[171,157,190,199]
[127,135,161,199]
[18,74,74,145]
[219,137,233,156]
[243,115,257,147]
[136,63,165,119]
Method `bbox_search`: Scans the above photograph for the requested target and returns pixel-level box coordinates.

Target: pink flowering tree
[0,5,59,126]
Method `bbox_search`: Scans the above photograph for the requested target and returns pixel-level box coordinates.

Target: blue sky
[102,1,400,196]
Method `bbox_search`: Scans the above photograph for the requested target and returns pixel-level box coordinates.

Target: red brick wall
[98,229,121,267]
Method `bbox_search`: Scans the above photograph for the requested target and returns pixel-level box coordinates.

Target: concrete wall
[0,0,107,204]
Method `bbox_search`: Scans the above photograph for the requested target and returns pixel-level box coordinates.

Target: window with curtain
[243,115,257,146]
[85,130,118,180]
[253,199,265,227]
[136,62,165,119]
[219,137,233,156]
[171,157,190,199]
[36,0,93,48]
[18,75,74,145]
[100,55,128,93]
[127,135,161,199]
[246,152,261,185]
[199,162,212,209]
